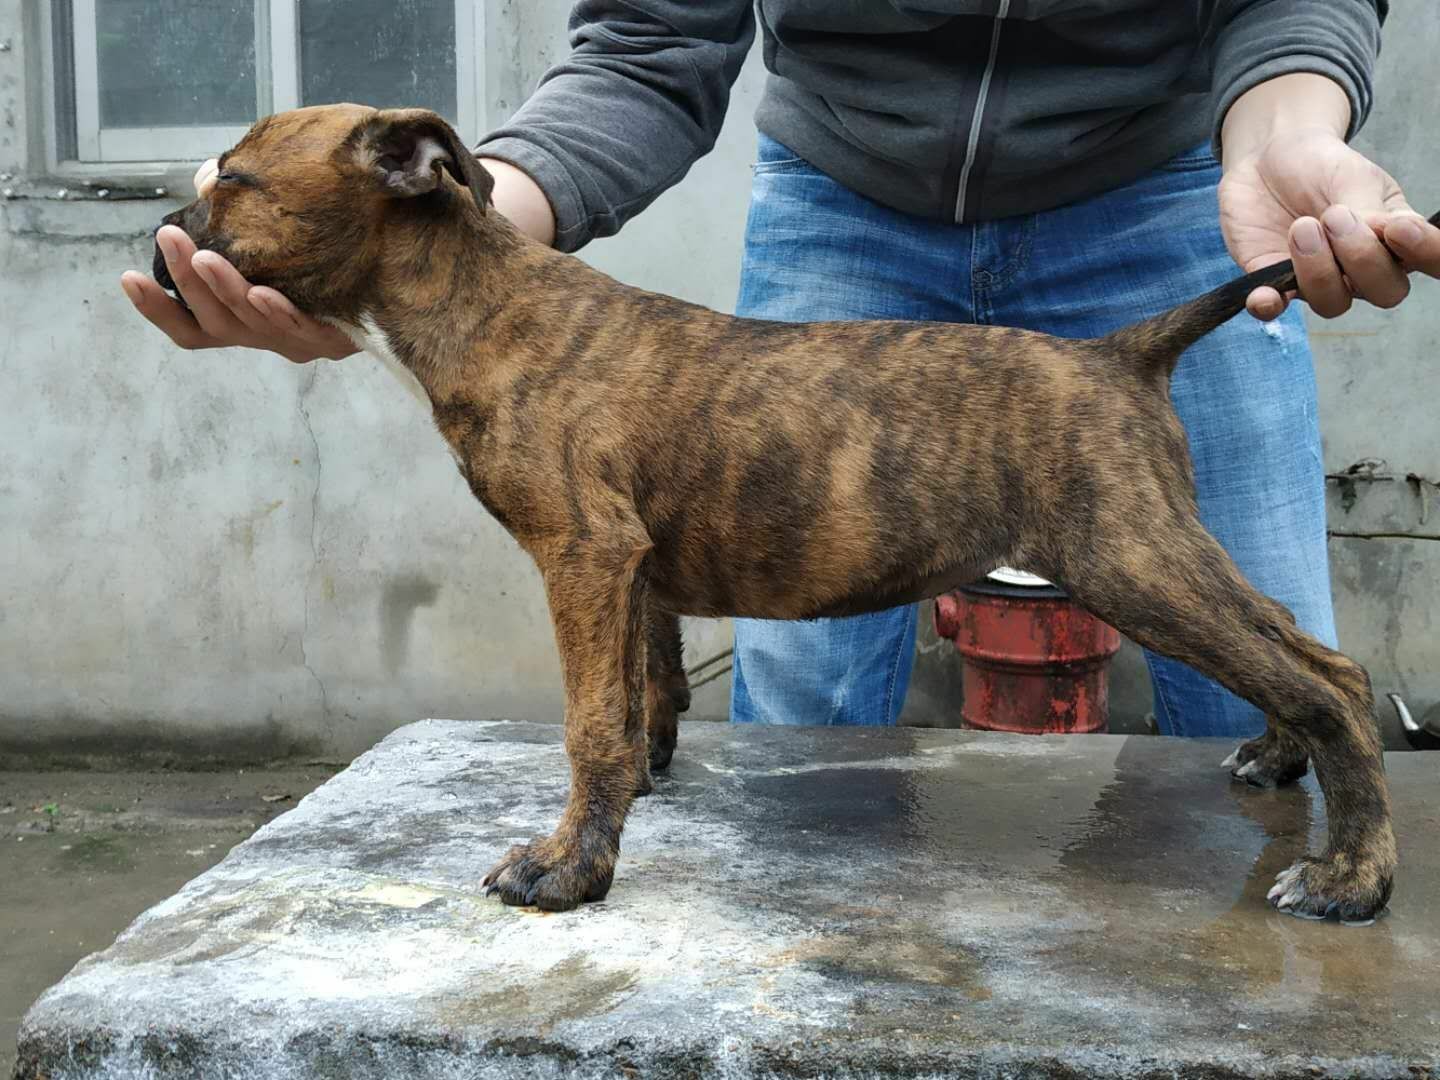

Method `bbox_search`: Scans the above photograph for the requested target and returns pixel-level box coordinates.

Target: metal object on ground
[934,577,1121,734]
[1389,693,1440,750]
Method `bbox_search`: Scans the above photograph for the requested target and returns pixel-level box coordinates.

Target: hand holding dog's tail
[1109,209,1440,370]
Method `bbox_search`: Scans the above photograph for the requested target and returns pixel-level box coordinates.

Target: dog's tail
[1105,209,1440,373]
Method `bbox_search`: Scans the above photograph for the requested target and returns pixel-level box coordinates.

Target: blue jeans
[729,134,1337,739]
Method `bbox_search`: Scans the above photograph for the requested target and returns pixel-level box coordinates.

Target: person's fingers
[191,250,275,336]
[194,158,219,197]
[119,270,220,351]
[249,287,358,358]
[1288,217,1352,318]
[156,226,250,340]
[245,286,308,335]
[1241,251,1294,320]
[1383,213,1440,277]
[1321,205,1409,310]
[119,270,145,308]
[1246,285,1288,321]
[244,291,319,363]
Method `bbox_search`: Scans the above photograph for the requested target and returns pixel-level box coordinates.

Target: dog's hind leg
[644,605,689,776]
[1060,528,1394,923]
[482,536,652,911]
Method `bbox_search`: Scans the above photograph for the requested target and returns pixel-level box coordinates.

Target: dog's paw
[648,730,676,773]
[481,835,614,912]
[1267,854,1393,925]
[645,679,682,774]
[633,765,656,798]
[1221,730,1308,788]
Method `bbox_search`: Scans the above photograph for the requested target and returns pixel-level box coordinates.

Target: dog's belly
[651,565,990,621]
[645,522,1010,622]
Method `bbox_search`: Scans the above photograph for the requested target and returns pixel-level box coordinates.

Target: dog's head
[152,104,495,314]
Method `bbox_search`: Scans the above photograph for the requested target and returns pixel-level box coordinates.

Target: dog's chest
[327,315,433,412]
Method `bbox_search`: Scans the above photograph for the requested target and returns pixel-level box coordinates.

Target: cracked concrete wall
[1,2,1436,762]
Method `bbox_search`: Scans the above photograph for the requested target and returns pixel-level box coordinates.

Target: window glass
[299,0,457,120]
[97,0,258,127]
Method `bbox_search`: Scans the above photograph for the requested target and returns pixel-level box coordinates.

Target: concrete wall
[1,1,1436,763]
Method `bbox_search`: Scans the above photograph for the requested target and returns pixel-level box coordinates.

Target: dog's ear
[353,109,494,211]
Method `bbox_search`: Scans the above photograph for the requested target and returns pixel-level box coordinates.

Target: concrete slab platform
[14,721,1440,1079]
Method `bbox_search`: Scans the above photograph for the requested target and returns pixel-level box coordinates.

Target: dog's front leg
[482,542,650,911]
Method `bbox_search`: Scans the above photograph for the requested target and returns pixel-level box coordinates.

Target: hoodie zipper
[954,0,1011,223]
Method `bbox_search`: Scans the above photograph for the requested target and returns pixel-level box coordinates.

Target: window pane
[96,1,258,128]
[299,0,457,121]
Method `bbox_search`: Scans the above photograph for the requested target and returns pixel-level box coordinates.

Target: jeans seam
[1143,648,1183,737]
[882,610,909,724]
[969,226,994,325]
[968,225,981,319]
[991,215,1037,292]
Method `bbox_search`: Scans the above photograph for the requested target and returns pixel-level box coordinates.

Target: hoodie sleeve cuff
[472,135,592,253]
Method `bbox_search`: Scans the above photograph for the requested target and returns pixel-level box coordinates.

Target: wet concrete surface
[13,721,1440,1078]
[0,766,337,1079]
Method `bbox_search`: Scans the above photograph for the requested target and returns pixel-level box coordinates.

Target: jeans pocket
[752,132,820,176]
[1152,142,1220,174]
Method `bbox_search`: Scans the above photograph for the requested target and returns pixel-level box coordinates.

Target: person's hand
[119,154,558,361]
[1218,73,1440,320]
[119,159,358,363]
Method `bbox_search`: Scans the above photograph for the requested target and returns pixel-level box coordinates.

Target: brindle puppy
[151,104,1433,923]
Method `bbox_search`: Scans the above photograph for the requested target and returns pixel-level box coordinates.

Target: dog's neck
[326,202,551,408]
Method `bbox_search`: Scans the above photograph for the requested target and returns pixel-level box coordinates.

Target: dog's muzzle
[152,203,219,308]
[151,229,179,300]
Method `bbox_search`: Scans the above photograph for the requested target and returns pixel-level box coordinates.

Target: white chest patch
[326,314,433,412]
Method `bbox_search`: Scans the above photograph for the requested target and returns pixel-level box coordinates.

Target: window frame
[42,0,484,180]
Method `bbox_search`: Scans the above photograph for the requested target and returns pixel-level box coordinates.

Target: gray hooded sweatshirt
[477,2,1386,253]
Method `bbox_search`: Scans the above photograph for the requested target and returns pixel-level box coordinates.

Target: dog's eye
[215,170,258,188]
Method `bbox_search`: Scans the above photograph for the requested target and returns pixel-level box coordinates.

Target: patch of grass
[60,834,134,871]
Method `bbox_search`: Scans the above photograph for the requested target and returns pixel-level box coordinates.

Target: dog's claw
[1268,865,1303,903]
[1220,748,1240,769]
[482,836,615,911]
[1267,858,1391,923]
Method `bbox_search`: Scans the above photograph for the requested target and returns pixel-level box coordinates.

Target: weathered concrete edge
[0,718,333,771]
[13,1020,1431,1080]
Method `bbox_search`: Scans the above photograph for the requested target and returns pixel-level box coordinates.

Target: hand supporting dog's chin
[151,221,240,311]
[150,240,182,306]
[151,232,289,318]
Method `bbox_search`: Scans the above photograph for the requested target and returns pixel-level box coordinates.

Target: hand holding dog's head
[152,104,494,315]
